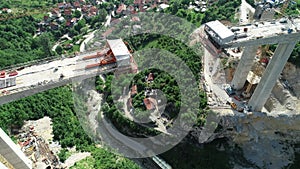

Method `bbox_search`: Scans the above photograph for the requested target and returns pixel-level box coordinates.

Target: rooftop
[107,39,131,57]
[143,98,155,110]
[131,85,137,95]
[205,20,234,40]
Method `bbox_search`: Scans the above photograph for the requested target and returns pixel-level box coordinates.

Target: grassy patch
[71,156,95,169]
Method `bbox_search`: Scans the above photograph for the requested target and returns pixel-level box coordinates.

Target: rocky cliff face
[193,110,300,168]
[191,62,300,168]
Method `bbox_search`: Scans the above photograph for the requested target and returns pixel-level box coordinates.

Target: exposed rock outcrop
[194,110,300,169]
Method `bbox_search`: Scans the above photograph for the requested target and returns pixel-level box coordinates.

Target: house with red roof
[89,6,98,15]
[50,22,59,30]
[73,1,81,8]
[57,3,65,9]
[143,98,155,110]
[51,8,61,18]
[64,8,72,16]
[116,3,126,14]
[146,73,154,82]
[131,85,138,96]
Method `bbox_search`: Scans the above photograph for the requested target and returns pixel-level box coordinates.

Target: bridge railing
[0,48,102,72]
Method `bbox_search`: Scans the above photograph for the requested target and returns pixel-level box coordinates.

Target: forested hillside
[0,86,140,168]
[0,17,54,69]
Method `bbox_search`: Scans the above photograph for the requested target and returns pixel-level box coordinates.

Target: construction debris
[17,117,62,169]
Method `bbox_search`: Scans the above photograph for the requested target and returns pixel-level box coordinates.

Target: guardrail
[0,48,102,72]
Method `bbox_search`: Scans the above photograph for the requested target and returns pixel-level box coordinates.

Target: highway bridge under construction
[201,17,300,112]
[1,15,300,169]
[0,39,138,106]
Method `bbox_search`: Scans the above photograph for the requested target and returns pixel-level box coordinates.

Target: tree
[73,10,81,18]
[38,33,53,57]
[69,28,79,37]
[98,8,107,22]
[56,45,63,55]
[75,19,86,32]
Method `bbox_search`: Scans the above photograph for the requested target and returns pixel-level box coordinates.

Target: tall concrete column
[248,42,297,112]
[0,128,32,169]
[231,45,258,90]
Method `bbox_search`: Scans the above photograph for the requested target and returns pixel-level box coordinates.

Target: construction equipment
[85,53,117,69]
[82,51,107,60]
[230,102,244,112]
[124,41,134,53]
[225,86,235,96]
[230,102,237,110]
[0,71,5,78]
[8,71,18,77]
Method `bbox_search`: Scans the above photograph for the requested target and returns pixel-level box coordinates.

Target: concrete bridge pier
[248,42,297,111]
[231,45,258,90]
[0,128,32,169]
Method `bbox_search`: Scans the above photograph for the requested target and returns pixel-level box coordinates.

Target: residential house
[131,85,138,96]
[65,18,77,27]
[50,22,59,30]
[132,25,142,34]
[51,8,61,18]
[65,20,72,27]
[58,16,65,23]
[57,2,65,9]
[64,8,72,16]
[146,73,154,82]
[65,3,73,8]
[64,43,73,49]
[2,8,12,13]
[131,16,140,22]
[81,5,88,14]
[73,1,81,8]
[134,0,142,6]
[89,6,98,15]
[79,0,86,4]
[143,98,155,110]
[127,5,136,14]
[43,15,50,23]
[71,17,77,24]
[116,3,126,15]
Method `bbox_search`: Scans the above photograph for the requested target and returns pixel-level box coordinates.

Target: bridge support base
[248,42,297,112]
[231,46,258,90]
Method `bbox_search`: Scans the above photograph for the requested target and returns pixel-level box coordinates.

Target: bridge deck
[0,51,118,105]
[224,18,300,47]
